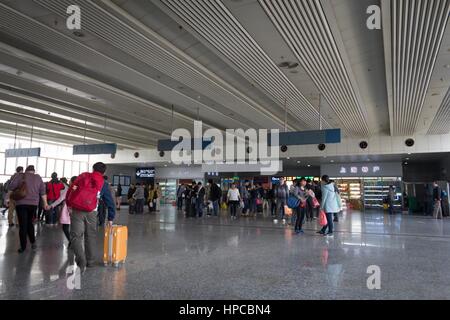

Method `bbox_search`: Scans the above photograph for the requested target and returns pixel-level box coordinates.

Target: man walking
[433,182,443,220]
[67,162,116,273]
[208,180,222,217]
[275,178,289,224]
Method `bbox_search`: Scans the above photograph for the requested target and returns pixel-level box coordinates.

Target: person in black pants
[7,165,49,253]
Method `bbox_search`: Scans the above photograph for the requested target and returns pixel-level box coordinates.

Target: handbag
[312,197,320,208]
[284,205,293,216]
[287,196,300,209]
[319,210,327,226]
[256,198,263,205]
[10,174,27,201]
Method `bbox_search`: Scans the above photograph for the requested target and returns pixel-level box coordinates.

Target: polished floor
[1,206,450,300]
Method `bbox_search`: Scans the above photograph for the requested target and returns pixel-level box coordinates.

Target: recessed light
[406,157,410,160]
[307,164,311,167]
[330,160,334,163]
[404,162,408,165]
[277,61,290,68]
[408,153,411,155]
[287,157,290,160]
[73,31,84,37]
[297,161,301,164]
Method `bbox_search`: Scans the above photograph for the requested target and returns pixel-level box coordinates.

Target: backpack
[66,172,104,212]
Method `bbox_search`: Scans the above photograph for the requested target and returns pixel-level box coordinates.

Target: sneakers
[316,231,325,235]
[273,219,279,224]
[282,219,286,224]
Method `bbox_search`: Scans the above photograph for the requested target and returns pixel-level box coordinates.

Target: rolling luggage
[103,225,128,267]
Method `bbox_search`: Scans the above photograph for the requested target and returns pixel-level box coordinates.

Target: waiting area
[1,206,450,300]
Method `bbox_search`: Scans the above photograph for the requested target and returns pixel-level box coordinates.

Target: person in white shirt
[227,183,241,220]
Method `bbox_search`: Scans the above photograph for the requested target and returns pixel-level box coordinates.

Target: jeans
[270,200,276,216]
[212,200,219,216]
[70,209,97,268]
[276,199,287,220]
[135,199,144,214]
[229,201,239,217]
[320,212,334,234]
[16,205,37,250]
[177,197,183,210]
[249,198,256,213]
[433,200,443,219]
[46,200,59,224]
[242,198,249,214]
[388,200,394,215]
[196,198,204,217]
[305,202,313,220]
[294,206,306,231]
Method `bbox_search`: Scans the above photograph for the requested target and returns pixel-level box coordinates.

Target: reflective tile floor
[1,207,450,300]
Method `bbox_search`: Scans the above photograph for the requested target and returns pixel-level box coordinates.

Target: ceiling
[0,0,448,150]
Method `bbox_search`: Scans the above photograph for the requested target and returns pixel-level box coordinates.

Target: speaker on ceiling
[111,153,115,159]
[359,141,368,149]
[134,152,139,159]
[281,145,288,153]
[405,139,415,147]
[318,144,326,151]
[159,151,165,157]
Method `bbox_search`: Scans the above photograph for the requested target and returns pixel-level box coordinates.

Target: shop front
[321,162,403,211]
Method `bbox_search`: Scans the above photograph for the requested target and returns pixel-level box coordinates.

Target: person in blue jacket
[317,175,340,237]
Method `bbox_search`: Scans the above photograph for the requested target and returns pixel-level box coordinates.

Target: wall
[403,162,441,183]
[104,164,137,184]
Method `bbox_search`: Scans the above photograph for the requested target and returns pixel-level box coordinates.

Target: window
[27,157,37,170]
[46,159,55,178]
[80,162,88,174]
[64,160,72,178]
[0,153,5,175]
[17,157,27,170]
[37,157,47,177]
[55,160,64,177]
[72,161,80,177]
[5,157,16,175]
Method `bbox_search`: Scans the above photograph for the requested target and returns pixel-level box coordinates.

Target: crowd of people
[170,177,341,236]
[0,163,116,273]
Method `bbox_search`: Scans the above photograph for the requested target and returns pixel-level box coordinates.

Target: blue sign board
[5,148,41,158]
[136,167,155,179]
[268,129,341,146]
[73,143,117,155]
[157,138,213,151]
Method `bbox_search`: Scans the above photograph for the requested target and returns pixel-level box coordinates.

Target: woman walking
[7,165,49,253]
[317,175,340,237]
[227,183,241,220]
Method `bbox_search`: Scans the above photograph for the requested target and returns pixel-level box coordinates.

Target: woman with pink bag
[49,176,77,247]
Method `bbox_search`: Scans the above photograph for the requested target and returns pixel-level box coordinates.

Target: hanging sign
[5,148,41,158]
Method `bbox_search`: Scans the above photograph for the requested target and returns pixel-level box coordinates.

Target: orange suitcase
[103,225,128,267]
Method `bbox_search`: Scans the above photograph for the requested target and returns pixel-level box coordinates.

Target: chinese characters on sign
[339,166,381,175]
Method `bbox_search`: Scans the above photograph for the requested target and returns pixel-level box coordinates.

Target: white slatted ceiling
[32,0,290,130]
[159,0,330,131]
[259,0,370,137]
[428,87,450,134]
[390,0,450,135]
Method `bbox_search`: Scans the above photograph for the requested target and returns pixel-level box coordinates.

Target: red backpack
[66,172,104,212]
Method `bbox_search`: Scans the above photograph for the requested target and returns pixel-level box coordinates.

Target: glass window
[55,160,64,177]
[80,162,88,174]
[0,152,5,175]
[17,157,27,170]
[37,157,47,177]
[27,157,37,170]
[72,161,80,177]
[46,158,55,178]
[64,160,72,178]
[5,157,16,175]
